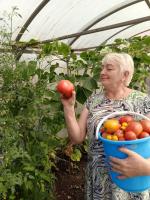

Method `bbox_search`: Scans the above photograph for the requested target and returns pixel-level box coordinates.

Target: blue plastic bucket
[96,111,150,192]
[98,132,150,192]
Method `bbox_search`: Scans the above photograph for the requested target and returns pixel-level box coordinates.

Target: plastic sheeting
[0,0,150,51]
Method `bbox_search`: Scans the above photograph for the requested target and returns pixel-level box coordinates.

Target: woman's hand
[60,91,76,108]
[109,147,150,179]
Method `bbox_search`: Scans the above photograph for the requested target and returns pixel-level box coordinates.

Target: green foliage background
[0,8,150,200]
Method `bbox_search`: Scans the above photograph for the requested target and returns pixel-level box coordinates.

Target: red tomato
[114,129,124,138]
[56,80,74,98]
[125,121,143,136]
[119,115,134,124]
[124,131,137,140]
[140,120,150,133]
[138,131,150,139]
[118,137,125,141]
[100,127,105,133]
[102,132,107,138]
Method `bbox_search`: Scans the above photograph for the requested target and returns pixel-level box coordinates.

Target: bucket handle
[95,111,150,140]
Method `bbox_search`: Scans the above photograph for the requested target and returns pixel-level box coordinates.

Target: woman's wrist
[143,158,150,176]
[63,105,75,112]
[63,105,76,120]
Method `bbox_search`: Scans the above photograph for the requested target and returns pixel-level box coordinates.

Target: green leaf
[23,165,35,172]
[143,36,150,46]
[76,85,92,104]
[58,42,71,57]
[70,148,82,161]
[79,77,98,91]
[24,180,33,190]
[141,53,150,64]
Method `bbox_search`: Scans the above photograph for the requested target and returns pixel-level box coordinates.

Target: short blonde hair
[101,52,134,86]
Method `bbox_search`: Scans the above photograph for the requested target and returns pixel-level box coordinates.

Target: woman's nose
[101,68,106,75]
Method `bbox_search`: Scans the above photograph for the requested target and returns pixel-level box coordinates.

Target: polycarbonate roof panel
[71,1,150,49]
[91,1,150,28]
[108,21,150,43]
[0,0,150,51]
[18,0,126,41]
[0,0,41,35]
[71,27,125,49]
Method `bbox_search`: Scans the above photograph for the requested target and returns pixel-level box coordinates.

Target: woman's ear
[124,71,129,78]
[122,71,129,85]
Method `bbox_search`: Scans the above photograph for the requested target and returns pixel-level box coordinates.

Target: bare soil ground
[54,154,87,200]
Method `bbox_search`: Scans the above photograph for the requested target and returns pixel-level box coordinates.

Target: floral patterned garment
[85,90,150,200]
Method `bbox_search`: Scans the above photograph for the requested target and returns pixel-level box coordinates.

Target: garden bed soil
[54,154,87,200]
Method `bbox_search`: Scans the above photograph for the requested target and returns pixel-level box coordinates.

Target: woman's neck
[104,86,132,100]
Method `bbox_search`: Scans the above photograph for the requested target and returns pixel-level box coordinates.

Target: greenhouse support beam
[130,28,150,37]
[26,15,150,47]
[99,25,136,46]
[0,48,40,54]
[68,0,143,45]
[72,47,98,52]
[73,27,150,52]
[144,0,150,8]
[72,25,136,51]
[15,0,50,41]
[72,24,150,52]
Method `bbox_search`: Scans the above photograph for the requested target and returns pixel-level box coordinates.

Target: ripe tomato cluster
[100,115,150,141]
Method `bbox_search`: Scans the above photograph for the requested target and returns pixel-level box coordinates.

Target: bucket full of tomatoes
[96,111,150,192]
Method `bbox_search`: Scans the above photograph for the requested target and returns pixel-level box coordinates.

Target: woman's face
[100,62,124,88]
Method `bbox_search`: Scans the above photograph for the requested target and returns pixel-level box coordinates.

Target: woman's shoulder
[131,90,150,115]
[129,90,150,108]
[130,89,149,99]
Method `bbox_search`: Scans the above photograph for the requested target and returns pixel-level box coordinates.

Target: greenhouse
[0,0,150,199]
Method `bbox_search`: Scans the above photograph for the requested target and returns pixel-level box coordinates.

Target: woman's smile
[100,75,109,81]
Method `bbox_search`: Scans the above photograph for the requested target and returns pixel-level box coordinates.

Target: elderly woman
[60,52,150,200]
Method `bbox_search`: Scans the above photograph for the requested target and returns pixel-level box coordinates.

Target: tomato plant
[1,9,150,199]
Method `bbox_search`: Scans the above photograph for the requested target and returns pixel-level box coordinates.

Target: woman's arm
[61,91,89,144]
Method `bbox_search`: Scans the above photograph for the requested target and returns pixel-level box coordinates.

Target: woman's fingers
[60,90,76,108]
[109,161,128,179]
[110,161,124,174]
[119,147,138,157]
[109,148,146,177]
[109,156,124,165]
[109,161,121,169]
[72,90,76,97]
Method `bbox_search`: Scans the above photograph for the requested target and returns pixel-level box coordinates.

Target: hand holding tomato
[109,147,150,179]
[56,80,76,107]
[60,90,76,108]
